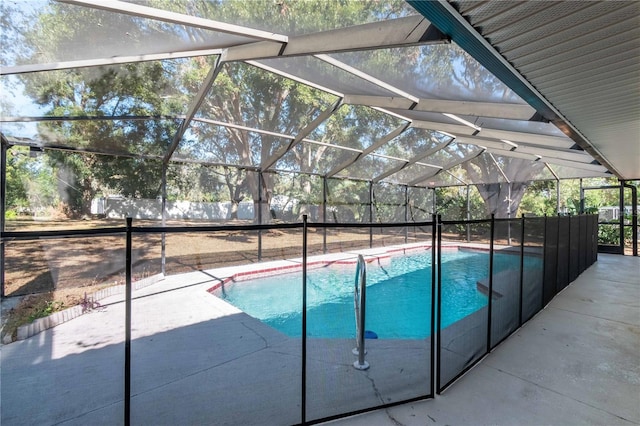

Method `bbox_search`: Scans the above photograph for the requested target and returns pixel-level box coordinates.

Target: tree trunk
[475,182,528,218]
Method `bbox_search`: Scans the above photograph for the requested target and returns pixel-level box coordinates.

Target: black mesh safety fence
[0,229,127,425]
[1,214,601,424]
[556,216,570,293]
[305,223,435,423]
[132,228,303,426]
[589,214,599,265]
[437,219,490,392]
[543,216,559,306]
[490,219,523,349]
[579,215,588,273]
[569,215,580,282]
[521,217,545,324]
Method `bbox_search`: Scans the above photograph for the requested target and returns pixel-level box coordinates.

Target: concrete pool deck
[1,251,638,425]
[327,252,640,426]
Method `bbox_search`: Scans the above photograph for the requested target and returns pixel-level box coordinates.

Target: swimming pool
[213,249,531,339]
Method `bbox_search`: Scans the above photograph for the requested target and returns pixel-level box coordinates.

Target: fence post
[487,214,495,351]
[430,214,437,396]
[369,181,373,248]
[124,217,132,426]
[161,164,167,276]
[257,173,263,261]
[404,186,409,244]
[323,177,327,254]
[436,214,442,393]
[301,214,307,424]
[519,214,525,326]
[0,142,6,298]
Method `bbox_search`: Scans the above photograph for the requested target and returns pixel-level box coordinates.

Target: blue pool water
[215,249,532,339]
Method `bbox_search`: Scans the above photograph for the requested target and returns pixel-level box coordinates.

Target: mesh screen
[556,216,570,292]
[133,233,301,425]
[407,187,434,222]
[305,234,433,421]
[273,141,358,176]
[521,217,544,323]
[543,216,559,306]
[490,219,523,348]
[4,234,126,298]
[1,240,126,424]
[269,172,323,223]
[372,183,407,246]
[438,221,490,391]
[165,163,253,222]
[4,148,163,229]
[326,178,370,224]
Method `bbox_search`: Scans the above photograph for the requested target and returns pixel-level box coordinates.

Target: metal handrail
[352,254,369,370]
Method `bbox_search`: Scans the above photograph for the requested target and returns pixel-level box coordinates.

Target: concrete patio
[1,252,638,425]
[327,253,640,426]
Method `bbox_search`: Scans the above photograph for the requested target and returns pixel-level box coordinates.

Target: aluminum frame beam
[60,0,288,42]
[164,57,223,164]
[223,15,448,62]
[372,137,453,183]
[408,149,485,186]
[325,122,411,178]
[261,98,344,171]
[1,50,223,76]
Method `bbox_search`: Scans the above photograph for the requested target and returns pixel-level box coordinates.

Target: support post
[301,215,308,424]
[619,181,625,254]
[404,185,409,244]
[369,181,373,248]
[466,184,471,242]
[556,179,561,214]
[579,179,584,214]
[124,217,132,426]
[432,188,437,215]
[622,181,638,256]
[435,214,442,393]
[161,164,167,276]
[258,172,263,261]
[519,214,525,326]
[487,214,495,351]
[0,142,6,298]
[323,177,327,254]
[430,213,437,395]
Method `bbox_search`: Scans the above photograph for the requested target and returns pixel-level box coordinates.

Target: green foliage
[27,300,65,323]
[4,0,587,221]
[518,180,557,217]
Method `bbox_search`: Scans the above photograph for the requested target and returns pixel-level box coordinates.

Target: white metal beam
[164,57,223,163]
[1,50,223,76]
[60,0,288,42]
[261,98,344,170]
[325,122,411,178]
[407,149,484,186]
[223,15,447,62]
[373,137,453,183]
[246,60,343,98]
[343,95,416,110]
[412,98,537,120]
[315,55,420,104]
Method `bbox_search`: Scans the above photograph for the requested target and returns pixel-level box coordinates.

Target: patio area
[327,253,640,425]
[1,251,638,425]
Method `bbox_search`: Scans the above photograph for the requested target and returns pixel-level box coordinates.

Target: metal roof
[410,0,640,180]
[1,0,636,188]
